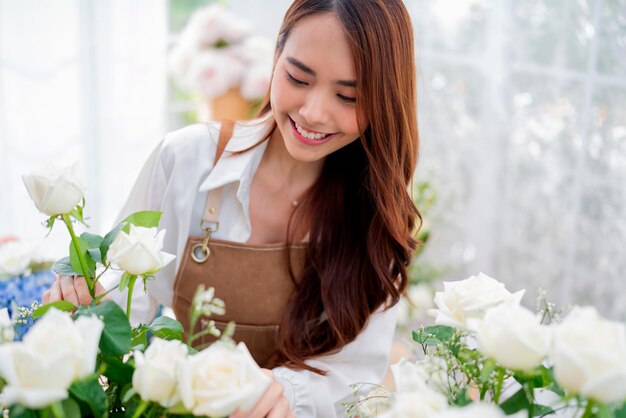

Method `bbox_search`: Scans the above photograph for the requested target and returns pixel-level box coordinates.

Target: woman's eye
[286,72,307,86]
[338,94,356,104]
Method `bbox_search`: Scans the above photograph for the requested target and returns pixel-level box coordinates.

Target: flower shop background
[1,0,625,321]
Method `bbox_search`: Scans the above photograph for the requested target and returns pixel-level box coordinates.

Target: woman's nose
[298,90,330,127]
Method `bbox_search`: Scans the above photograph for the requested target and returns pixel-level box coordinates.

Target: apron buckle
[191,220,219,263]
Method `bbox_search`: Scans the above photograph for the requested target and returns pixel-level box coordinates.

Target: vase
[197,88,254,122]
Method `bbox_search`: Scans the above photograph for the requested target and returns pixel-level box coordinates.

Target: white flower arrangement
[347,273,626,418]
[0,162,270,417]
[169,4,274,101]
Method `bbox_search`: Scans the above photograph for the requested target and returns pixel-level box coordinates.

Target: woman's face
[270,13,366,163]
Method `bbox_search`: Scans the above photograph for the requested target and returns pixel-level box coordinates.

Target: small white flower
[22,162,85,216]
[429,272,525,329]
[193,285,226,317]
[107,225,175,276]
[0,241,32,277]
[178,342,271,417]
[551,306,626,403]
[133,338,188,407]
[0,308,14,343]
[468,303,551,371]
[0,308,103,408]
[358,387,391,417]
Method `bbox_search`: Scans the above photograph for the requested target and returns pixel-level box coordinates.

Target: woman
[43,0,420,416]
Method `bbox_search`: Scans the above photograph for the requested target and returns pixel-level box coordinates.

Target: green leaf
[533,405,555,417]
[69,375,108,418]
[413,325,455,346]
[61,398,82,418]
[80,232,103,249]
[52,256,82,276]
[78,301,132,356]
[615,401,626,418]
[452,388,472,407]
[8,405,38,418]
[88,248,103,264]
[33,300,76,318]
[121,210,163,231]
[100,222,126,263]
[149,316,184,341]
[500,389,529,414]
[100,355,135,384]
[69,236,96,277]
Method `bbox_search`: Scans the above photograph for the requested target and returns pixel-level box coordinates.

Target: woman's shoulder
[160,117,272,162]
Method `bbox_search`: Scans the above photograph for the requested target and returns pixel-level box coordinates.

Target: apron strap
[203,120,235,225]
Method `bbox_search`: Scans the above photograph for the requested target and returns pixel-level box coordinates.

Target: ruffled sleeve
[272,302,399,417]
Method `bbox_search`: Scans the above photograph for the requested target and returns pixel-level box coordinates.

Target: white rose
[189,4,250,46]
[178,342,271,417]
[431,403,526,418]
[0,308,103,408]
[0,241,32,277]
[133,338,188,407]
[468,303,551,371]
[551,306,626,403]
[379,387,448,418]
[22,162,85,216]
[107,225,175,276]
[233,36,274,65]
[429,272,525,329]
[0,308,14,343]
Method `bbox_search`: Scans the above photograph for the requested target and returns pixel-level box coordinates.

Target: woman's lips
[288,116,337,146]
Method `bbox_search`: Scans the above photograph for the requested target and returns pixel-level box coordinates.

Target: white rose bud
[22,162,85,216]
[0,241,33,277]
[429,272,525,329]
[178,342,271,417]
[430,403,526,418]
[468,303,551,371]
[0,308,103,408]
[378,387,448,418]
[133,338,188,407]
[551,306,626,403]
[107,225,175,276]
[0,308,14,344]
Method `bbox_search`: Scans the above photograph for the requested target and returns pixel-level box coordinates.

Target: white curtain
[0,0,167,259]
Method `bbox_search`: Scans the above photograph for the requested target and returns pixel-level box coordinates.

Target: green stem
[61,214,94,297]
[126,275,137,319]
[494,369,505,404]
[581,400,595,418]
[50,401,65,418]
[132,400,150,418]
[526,380,535,418]
[93,284,119,304]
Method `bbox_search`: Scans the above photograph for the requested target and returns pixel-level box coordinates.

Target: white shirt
[101,116,399,417]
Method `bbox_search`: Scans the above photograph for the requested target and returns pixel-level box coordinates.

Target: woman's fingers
[48,277,62,303]
[59,275,80,306]
[74,276,94,306]
[42,289,50,304]
[267,396,290,418]
[244,379,285,418]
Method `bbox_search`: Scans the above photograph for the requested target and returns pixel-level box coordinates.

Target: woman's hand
[42,275,110,306]
[230,369,295,418]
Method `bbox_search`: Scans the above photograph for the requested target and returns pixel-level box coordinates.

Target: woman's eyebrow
[286,56,356,87]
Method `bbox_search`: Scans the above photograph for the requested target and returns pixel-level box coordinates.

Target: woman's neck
[263,125,325,196]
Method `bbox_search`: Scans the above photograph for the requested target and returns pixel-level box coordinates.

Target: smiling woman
[42,0,421,417]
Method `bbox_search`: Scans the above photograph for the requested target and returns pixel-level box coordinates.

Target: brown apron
[172,121,306,367]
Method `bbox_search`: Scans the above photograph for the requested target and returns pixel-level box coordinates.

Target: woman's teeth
[294,121,331,140]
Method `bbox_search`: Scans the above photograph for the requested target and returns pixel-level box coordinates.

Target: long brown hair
[243,0,420,374]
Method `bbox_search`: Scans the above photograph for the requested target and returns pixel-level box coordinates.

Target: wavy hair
[240,0,421,374]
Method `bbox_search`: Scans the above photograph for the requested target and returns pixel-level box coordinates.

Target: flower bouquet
[348,273,626,418]
[168,4,274,121]
[0,163,271,417]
